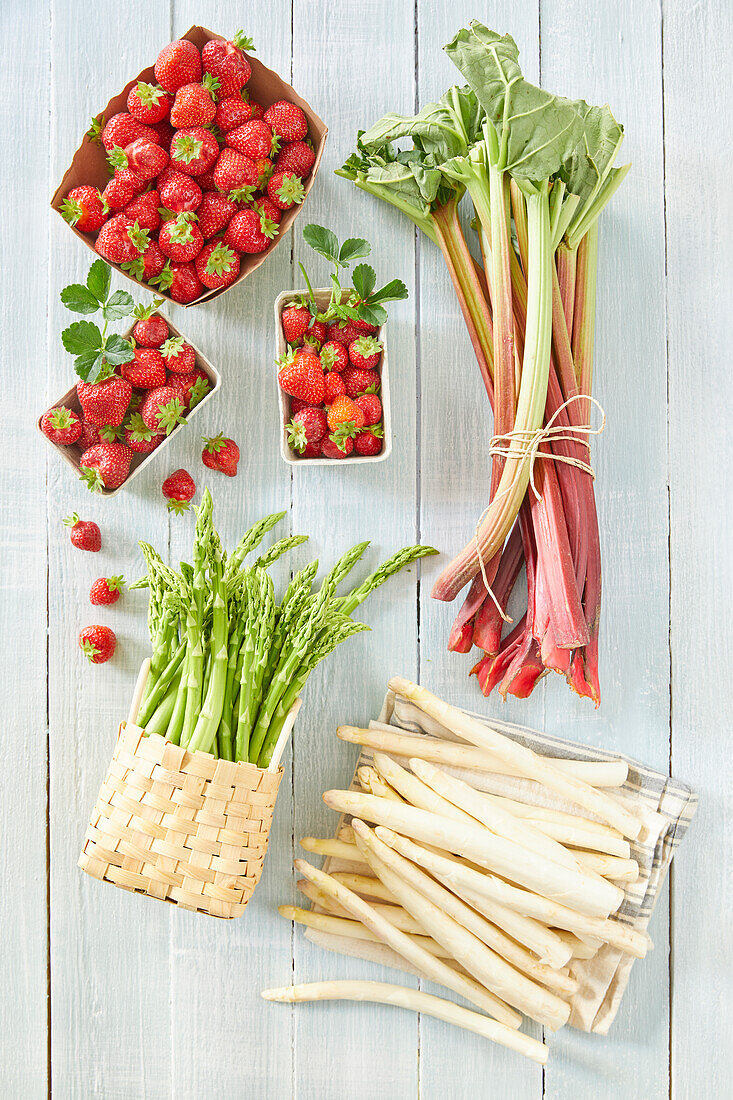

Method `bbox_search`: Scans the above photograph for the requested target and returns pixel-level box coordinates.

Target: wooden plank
[289,1,421,1095]
[0,2,50,1095]
[664,1,733,1097]
[47,6,175,1096]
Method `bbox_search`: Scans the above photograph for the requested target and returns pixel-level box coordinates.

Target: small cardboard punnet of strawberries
[277,225,408,459]
[60,32,317,303]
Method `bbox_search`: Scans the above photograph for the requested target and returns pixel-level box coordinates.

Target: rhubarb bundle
[338,22,629,704]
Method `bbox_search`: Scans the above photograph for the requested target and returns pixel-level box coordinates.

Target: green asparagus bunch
[130,490,437,769]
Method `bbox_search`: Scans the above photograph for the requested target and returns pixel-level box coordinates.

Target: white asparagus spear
[484,793,622,837]
[353,821,571,1031]
[323,789,623,919]
[574,851,639,882]
[300,836,366,863]
[294,859,521,1028]
[372,752,486,830]
[358,723,628,787]
[387,679,640,838]
[296,879,425,936]
[330,872,399,904]
[280,905,455,957]
[357,765,404,802]
[551,929,602,959]
[262,981,549,1065]
[530,822,630,858]
[379,830,647,959]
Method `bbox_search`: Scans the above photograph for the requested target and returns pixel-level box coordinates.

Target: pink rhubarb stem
[472,522,524,654]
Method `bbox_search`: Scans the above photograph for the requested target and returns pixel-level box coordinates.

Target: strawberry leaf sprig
[60,259,137,383]
[299,223,409,327]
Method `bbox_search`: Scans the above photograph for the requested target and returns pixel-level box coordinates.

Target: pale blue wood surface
[0,1,729,1097]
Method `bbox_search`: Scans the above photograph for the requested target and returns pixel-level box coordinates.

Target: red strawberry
[202,33,252,98]
[127,81,171,124]
[170,81,217,128]
[94,215,147,263]
[267,170,305,210]
[151,119,175,146]
[289,397,314,416]
[79,625,116,663]
[168,368,210,409]
[354,425,384,456]
[121,238,166,282]
[159,214,204,262]
[79,442,133,491]
[286,406,328,453]
[195,240,240,289]
[326,318,377,344]
[64,513,101,551]
[169,127,219,176]
[41,406,82,445]
[155,39,202,95]
[60,186,107,232]
[281,302,311,344]
[300,441,321,458]
[355,392,382,425]
[216,93,259,132]
[121,347,167,388]
[77,377,132,427]
[320,434,354,459]
[263,100,308,143]
[278,352,325,405]
[160,336,195,373]
[326,394,366,434]
[224,207,276,253]
[90,575,124,606]
[274,140,315,178]
[320,341,349,372]
[202,434,240,476]
[139,385,186,435]
[158,168,202,213]
[196,168,218,190]
[122,138,168,181]
[124,189,161,232]
[226,119,274,160]
[324,371,346,403]
[251,195,281,224]
[349,335,382,370]
[123,412,164,453]
[101,113,160,151]
[197,191,236,238]
[342,366,380,399]
[132,311,168,348]
[303,320,327,349]
[162,468,196,513]
[151,260,203,303]
[102,169,143,211]
[78,420,101,449]
[212,148,258,200]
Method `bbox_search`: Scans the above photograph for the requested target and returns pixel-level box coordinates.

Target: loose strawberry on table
[41,406,82,445]
[79,442,133,491]
[64,513,101,551]
[162,468,196,512]
[79,624,116,664]
[90,576,124,606]
[202,434,240,476]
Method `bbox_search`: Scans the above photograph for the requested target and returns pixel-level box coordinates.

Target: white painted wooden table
[2,1,730,1096]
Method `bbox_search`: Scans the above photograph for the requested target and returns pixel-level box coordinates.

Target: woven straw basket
[79,661,299,918]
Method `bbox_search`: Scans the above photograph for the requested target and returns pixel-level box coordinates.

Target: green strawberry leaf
[86,259,111,304]
[62,319,103,356]
[102,289,135,322]
[60,283,101,315]
[356,301,388,327]
[74,349,106,382]
[338,237,371,266]
[351,263,376,301]
[303,224,340,264]
[368,277,409,305]
[103,334,136,365]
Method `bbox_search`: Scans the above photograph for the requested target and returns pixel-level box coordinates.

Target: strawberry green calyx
[48,407,77,430]
[98,424,123,442]
[157,207,179,223]
[269,133,281,158]
[207,123,224,144]
[135,81,166,108]
[156,398,185,435]
[259,212,278,240]
[167,215,196,244]
[167,496,191,515]
[133,299,165,320]
[125,412,154,442]
[274,174,305,206]
[172,133,203,165]
[80,466,105,493]
[60,197,84,226]
[86,115,104,145]
[365,421,384,438]
[161,336,185,360]
[105,575,125,592]
[121,256,146,280]
[228,185,256,203]
[63,512,81,528]
[204,242,237,277]
[202,433,229,454]
[188,378,210,409]
[233,30,256,52]
[150,261,174,290]
[330,423,359,452]
[353,335,383,358]
[107,145,129,171]
[276,347,297,369]
[286,419,309,453]
[127,220,150,254]
[202,72,220,96]
[80,638,102,661]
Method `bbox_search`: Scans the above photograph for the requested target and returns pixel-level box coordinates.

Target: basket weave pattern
[79,722,283,918]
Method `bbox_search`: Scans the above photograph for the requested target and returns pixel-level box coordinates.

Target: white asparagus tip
[388,675,413,695]
[262,987,289,1001]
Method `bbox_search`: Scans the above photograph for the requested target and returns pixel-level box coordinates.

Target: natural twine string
[475,395,606,623]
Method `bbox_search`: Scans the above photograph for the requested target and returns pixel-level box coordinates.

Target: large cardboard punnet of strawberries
[50,26,327,306]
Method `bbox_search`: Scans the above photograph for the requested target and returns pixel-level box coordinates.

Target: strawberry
[278,352,325,405]
[281,302,311,344]
[287,406,328,453]
[139,385,186,435]
[155,39,202,95]
[267,170,305,210]
[202,33,252,98]
[303,319,327,349]
[101,113,160,151]
[263,100,307,143]
[151,119,175,146]
[320,434,354,459]
[216,93,259,132]
[94,215,147,264]
[121,238,166,282]
[64,513,101,551]
[121,347,167,388]
[202,434,240,476]
[158,168,202,213]
[342,366,380,399]
[97,423,124,442]
[132,310,168,348]
[124,189,161,232]
[168,368,209,408]
[226,119,274,160]
[79,442,133,491]
[118,138,168,181]
[79,420,101,449]
[326,394,366,435]
[349,335,383,370]
[159,213,204,262]
[323,371,346,403]
[224,207,276,253]
[197,191,236,238]
[196,168,218,190]
[169,127,219,176]
[355,392,382,425]
[274,140,315,178]
[123,412,164,453]
[251,195,281,225]
[60,186,107,232]
[319,340,349,373]
[170,80,217,128]
[162,468,196,512]
[151,260,203,303]
[77,376,132,427]
[326,318,377,344]
[160,336,195,373]
[195,240,240,289]
[212,148,258,200]
[90,575,124,606]
[79,625,117,663]
[102,169,143,211]
[41,406,82,445]
[290,398,314,416]
[127,81,171,124]
[354,425,384,456]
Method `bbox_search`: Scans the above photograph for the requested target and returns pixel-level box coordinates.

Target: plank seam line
[414,2,421,1092]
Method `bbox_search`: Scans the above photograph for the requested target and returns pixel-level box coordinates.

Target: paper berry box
[274,288,392,466]
[50,25,327,306]
[38,312,220,497]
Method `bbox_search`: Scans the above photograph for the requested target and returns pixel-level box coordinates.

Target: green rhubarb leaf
[62,319,102,356]
[103,334,136,365]
[86,259,111,304]
[60,283,100,314]
[303,224,340,264]
[351,263,376,301]
[360,85,484,162]
[102,289,135,322]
